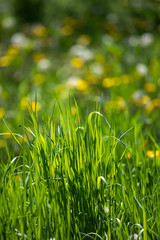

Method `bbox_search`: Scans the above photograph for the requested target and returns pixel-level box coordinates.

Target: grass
[0,103,160,239]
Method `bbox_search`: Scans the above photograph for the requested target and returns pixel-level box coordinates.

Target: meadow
[0,0,160,239]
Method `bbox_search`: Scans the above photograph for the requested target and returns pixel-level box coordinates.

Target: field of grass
[1,0,160,239]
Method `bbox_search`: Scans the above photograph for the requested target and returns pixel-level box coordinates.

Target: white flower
[37,59,51,71]
[67,76,79,87]
[136,63,148,76]
[69,45,93,61]
[140,33,154,47]
[11,33,29,48]
[1,16,16,29]
[89,63,104,76]
[128,36,140,47]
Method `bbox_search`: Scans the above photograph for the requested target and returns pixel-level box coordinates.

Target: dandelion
[0,56,12,67]
[61,25,74,36]
[7,45,20,56]
[77,35,91,46]
[70,57,84,68]
[11,33,29,48]
[102,77,114,88]
[33,73,45,84]
[31,101,41,112]
[115,97,126,110]
[152,98,160,107]
[76,79,88,91]
[37,58,51,71]
[1,16,16,29]
[146,150,160,160]
[89,63,104,76]
[20,97,29,111]
[33,52,46,62]
[31,24,46,37]
[136,63,148,76]
[140,33,154,47]
[144,83,156,92]
[0,108,5,119]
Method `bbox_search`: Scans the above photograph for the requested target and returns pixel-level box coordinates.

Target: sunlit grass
[0,104,160,239]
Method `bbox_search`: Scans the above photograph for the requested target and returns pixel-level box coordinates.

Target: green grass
[0,104,160,239]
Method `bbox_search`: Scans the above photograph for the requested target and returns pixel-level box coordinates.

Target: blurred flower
[140,33,154,47]
[136,63,148,76]
[0,108,5,119]
[146,150,160,160]
[61,25,74,36]
[76,79,88,91]
[33,52,46,62]
[37,58,51,71]
[33,73,45,84]
[152,98,160,107]
[0,56,12,67]
[102,77,114,88]
[77,35,91,46]
[0,140,5,148]
[143,83,156,92]
[128,35,140,47]
[31,24,47,37]
[132,90,146,103]
[69,45,94,61]
[121,74,131,84]
[89,63,104,76]
[7,45,20,56]
[55,84,65,93]
[31,101,41,112]
[11,33,29,48]
[20,97,29,110]
[1,16,16,29]
[115,97,126,110]
[70,57,84,68]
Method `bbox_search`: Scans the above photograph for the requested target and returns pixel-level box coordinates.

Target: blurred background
[0,0,160,152]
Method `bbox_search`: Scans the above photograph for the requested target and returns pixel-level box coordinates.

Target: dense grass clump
[0,106,160,239]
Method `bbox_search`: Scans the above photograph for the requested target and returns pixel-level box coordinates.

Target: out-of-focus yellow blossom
[0,108,5,119]
[33,52,46,62]
[0,56,12,67]
[125,152,131,159]
[86,74,97,84]
[33,74,45,84]
[152,98,160,107]
[121,74,131,84]
[55,84,65,93]
[63,17,79,27]
[71,57,84,68]
[31,25,46,37]
[144,83,156,92]
[61,25,74,36]
[76,79,88,91]
[77,35,91,46]
[31,101,41,112]
[144,103,154,113]
[20,97,29,110]
[95,54,105,64]
[134,95,151,107]
[7,45,20,56]
[0,140,5,148]
[113,77,121,86]
[146,150,160,160]
[115,97,126,110]
[102,78,114,88]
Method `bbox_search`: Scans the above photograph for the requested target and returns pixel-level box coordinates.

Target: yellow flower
[121,74,131,84]
[76,79,88,91]
[102,78,114,88]
[7,45,20,56]
[61,25,74,36]
[144,83,156,92]
[152,98,160,107]
[20,97,29,110]
[115,97,126,110]
[0,56,12,67]
[0,108,5,119]
[33,52,46,62]
[70,57,84,68]
[33,74,45,84]
[77,35,91,45]
[31,101,41,112]
[31,24,46,37]
[146,150,160,159]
